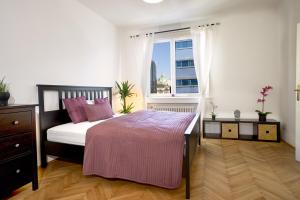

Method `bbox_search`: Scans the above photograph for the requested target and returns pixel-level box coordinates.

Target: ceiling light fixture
[143,0,164,4]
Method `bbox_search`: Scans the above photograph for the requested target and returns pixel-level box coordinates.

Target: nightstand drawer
[222,123,238,139]
[0,111,32,136]
[0,154,32,193]
[258,124,277,141]
[0,132,32,160]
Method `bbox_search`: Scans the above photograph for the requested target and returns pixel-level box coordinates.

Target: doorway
[296,23,300,162]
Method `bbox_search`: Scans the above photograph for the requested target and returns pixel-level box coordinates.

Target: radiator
[147,103,197,113]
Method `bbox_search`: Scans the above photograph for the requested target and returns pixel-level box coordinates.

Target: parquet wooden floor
[7,139,300,200]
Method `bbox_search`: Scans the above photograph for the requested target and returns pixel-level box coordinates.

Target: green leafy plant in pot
[0,77,10,106]
[255,85,273,122]
[115,81,135,114]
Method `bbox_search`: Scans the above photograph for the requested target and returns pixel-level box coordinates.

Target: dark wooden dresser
[0,105,38,197]
[203,118,280,142]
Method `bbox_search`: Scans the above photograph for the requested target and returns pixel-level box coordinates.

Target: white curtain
[140,34,155,99]
[128,34,154,109]
[191,26,217,114]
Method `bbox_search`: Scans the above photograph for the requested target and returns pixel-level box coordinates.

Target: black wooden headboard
[37,84,112,166]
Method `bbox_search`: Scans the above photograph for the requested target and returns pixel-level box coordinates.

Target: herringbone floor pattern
[8,139,300,200]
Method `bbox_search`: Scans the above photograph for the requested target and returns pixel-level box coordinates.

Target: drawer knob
[228,129,232,132]
[266,130,270,134]
[13,120,19,125]
[16,169,21,174]
[15,143,20,148]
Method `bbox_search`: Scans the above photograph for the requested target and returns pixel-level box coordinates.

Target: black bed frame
[37,84,200,199]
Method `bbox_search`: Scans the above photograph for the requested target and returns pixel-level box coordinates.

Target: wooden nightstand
[0,105,38,197]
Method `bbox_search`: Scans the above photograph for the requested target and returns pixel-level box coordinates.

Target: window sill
[146,96,201,104]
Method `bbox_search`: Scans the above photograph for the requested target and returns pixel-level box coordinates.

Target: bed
[37,84,200,199]
[47,114,122,146]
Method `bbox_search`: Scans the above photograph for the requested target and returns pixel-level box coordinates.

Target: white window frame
[150,36,200,98]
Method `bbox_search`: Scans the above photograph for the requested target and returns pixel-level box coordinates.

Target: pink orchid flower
[256,85,273,115]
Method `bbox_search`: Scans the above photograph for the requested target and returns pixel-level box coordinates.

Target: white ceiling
[78,0,280,28]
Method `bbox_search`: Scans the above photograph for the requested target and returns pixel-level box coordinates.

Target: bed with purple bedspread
[83,110,195,189]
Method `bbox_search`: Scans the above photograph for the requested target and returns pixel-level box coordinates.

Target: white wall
[210,4,281,120]
[0,0,120,164]
[0,0,119,104]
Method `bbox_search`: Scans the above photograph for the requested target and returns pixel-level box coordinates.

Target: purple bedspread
[83,110,195,189]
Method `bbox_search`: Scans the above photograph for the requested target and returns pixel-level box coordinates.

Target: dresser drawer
[0,154,32,193]
[222,123,239,139]
[0,132,32,160]
[0,111,32,136]
[258,124,278,141]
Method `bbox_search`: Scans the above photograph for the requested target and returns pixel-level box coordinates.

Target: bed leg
[185,135,190,199]
[41,155,47,168]
[41,156,47,168]
[41,142,47,168]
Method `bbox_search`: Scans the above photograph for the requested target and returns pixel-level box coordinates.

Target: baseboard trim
[281,139,295,149]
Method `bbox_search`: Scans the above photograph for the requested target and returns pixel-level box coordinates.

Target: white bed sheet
[47,115,120,146]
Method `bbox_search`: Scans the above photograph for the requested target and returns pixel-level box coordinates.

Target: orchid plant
[0,77,9,92]
[255,85,273,116]
[210,101,218,119]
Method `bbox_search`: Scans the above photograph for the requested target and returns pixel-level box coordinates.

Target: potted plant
[0,77,10,106]
[209,101,218,120]
[255,85,273,122]
[115,81,135,114]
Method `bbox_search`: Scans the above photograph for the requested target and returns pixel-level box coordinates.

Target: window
[175,40,192,49]
[151,42,171,94]
[176,60,194,68]
[150,39,198,95]
[176,79,198,86]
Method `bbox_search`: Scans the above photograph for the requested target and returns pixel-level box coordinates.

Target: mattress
[47,115,120,146]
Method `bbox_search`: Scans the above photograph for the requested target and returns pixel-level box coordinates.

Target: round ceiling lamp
[143,0,164,4]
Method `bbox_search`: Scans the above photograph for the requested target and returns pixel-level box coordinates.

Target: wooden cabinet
[222,123,239,139]
[0,105,38,197]
[258,124,278,141]
[203,118,280,142]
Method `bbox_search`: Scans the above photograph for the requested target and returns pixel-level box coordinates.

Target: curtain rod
[130,22,220,38]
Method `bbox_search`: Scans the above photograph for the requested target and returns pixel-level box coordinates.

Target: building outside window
[150,39,198,95]
[175,39,198,94]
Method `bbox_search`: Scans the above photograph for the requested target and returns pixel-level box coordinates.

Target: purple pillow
[83,103,114,122]
[63,96,87,123]
[94,97,109,104]
[94,97,114,116]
